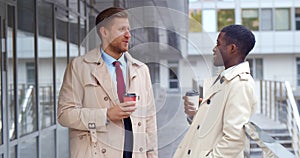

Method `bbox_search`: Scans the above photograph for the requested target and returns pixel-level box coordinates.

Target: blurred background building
[0,0,188,157]
[1,0,300,157]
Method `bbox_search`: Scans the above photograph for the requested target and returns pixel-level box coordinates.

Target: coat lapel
[92,63,119,105]
[83,47,119,105]
[124,52,143,92]
[197,75,225,137]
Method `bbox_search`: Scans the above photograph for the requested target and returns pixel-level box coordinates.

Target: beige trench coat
[173,62,257,158]
[57,47,158,158]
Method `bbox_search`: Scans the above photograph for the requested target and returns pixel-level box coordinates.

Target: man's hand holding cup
[107,93,137,122]
[184,90,201,118]
[121,93,137,115]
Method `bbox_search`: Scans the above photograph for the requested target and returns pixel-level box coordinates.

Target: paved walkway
[250,113,287,130]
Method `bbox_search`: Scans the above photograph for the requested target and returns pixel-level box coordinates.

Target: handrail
[285,81,300,157]
[245,121,295,158]
[9,85,34,138]
[257,80,300,157]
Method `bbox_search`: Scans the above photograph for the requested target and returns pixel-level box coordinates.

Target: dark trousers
[123,117,133,158]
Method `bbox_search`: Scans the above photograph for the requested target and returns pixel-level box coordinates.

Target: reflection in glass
[10,146,16,158]
[296,8,300,30]
[41,131,55,158]
[261,9,272,31]
[38,1,54,129]
[56,8,68,105]
[217,9,235,31]
[297,58,300,86]
[17,0,37,136]
[20,138,37,158]
[70,12,79,58]
[7,5,16,140]
[189,9,202,32]
[80,17,86,56]
[242,9,259,31]
[0,1,4,145]
[275,8,290,31]
[168,61,179,89]
[202,9,216,32]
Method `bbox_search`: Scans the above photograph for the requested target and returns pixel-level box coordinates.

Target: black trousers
[123,117,133,158]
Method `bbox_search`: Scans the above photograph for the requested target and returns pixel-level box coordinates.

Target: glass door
[0,1,7,156]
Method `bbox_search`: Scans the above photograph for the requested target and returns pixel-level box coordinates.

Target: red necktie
[113,61,125,102]
[113,61,133,158]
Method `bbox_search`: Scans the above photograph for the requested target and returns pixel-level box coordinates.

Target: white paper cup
[186,91,199,110]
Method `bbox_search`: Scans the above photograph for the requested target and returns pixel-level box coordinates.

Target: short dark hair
[95,7,128,38]
[221,25,256,57]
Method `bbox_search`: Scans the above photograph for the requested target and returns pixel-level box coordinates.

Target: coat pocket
[70,133,95,158]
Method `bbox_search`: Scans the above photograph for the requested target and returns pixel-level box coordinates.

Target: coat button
[197,125,200,130]
[104,96,109,101]
[187,149,191,155]
[207,99,211,104]
[139,147,143,152]
[101,148,106,153]
[138,122,142,126]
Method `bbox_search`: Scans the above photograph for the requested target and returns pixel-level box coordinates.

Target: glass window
[40,131,55,158]
[0,1,5,146]
[296,8,300,30]
[189,9,202,32]
[26,63,35,85]
[56,8,68,96]
[17,0,38,136]
[7,4,16,141]
[38,2,55,129]
[80,0,85,17]
[69,12,79,58]
[275,8,290,31]
[202,9,216,32]
[80,18,86,56]
[217,9,235,31]
[168,61,179,89]
[261,8,272,31]
[69,0,78,13]
[20,138,37,158]
[247,58,263,80]
[297,58,300,86]
[242,9,259,31]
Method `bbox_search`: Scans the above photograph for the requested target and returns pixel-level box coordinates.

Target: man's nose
[124,31,131,38]
[212,46,217,53]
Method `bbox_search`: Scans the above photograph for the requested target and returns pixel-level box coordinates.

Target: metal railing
[255,80,300,157]
[8,84,55,138]
[193,79,298,157]
[245,121,295,158]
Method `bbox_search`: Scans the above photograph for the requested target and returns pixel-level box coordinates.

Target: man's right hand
[107,101,136,122]
[183,96,202,118]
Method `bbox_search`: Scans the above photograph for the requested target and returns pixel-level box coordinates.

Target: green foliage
[189,10,202,32]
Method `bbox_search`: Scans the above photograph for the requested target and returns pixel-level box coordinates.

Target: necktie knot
[113,61,121,67]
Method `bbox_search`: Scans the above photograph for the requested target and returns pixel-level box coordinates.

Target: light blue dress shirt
[101,48,127,88]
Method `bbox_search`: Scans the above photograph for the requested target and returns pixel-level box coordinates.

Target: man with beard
[58,7,158,158]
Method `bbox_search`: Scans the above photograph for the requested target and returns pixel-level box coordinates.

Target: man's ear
[100,27,107,37]
[231,43,238,53]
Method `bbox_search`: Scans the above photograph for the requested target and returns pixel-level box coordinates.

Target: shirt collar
[101,48,126,66]
[221,61,251,80]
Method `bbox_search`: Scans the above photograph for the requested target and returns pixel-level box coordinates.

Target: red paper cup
[123,93,136,106]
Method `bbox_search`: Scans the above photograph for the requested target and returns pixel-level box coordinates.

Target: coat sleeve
[57,59,107,132]
[143,66,158,158]
[208,78,257,157]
